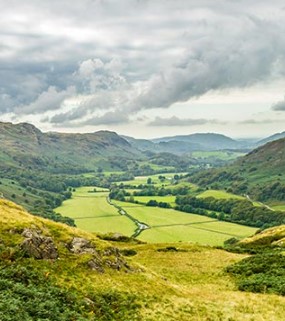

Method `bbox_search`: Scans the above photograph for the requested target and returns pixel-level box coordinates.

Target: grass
[114,201,257,245]
[119,173,186,187]
[192,150,245,160]
[0,178,42,210]
[1,199,285,320]
[197,189,245,200]
[132,195,176,206]
[55,187,136,236]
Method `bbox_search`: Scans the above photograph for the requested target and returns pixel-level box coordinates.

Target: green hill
[190,138,285,202]
[1,198,285,320]
[0,122,142,173]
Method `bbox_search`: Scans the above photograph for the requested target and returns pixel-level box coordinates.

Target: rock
[68,237,98,254]
[88,258,105,273]
[103,247,131,271]
[20,228,58,260]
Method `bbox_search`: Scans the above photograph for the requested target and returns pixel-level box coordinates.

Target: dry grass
[1,199,285,320]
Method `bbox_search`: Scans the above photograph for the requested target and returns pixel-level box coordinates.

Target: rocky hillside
[1,198,285,320]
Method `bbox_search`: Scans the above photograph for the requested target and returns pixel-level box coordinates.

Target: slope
[1,199,285,320]
[190,137,285,201]
[256,130,285,147]
[0,122,142,173]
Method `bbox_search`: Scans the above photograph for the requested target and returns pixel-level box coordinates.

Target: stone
[20,228,58,260]
[68,237,97,254]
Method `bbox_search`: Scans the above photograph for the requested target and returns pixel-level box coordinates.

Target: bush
[226,252,285,296]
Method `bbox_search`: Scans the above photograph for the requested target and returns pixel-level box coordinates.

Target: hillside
[1,198,285,320]
[0,122,142,173]
[190,138,285,202]
[256,130,285,147]
[152,133,244,150]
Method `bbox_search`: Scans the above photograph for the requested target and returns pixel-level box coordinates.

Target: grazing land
[114,201,257,245]
[132,195,177,206]
[197,189,245,200]
[119,173,185,187]
[55,186,136,235]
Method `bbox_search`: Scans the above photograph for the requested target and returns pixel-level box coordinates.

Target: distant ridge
[256,131,285,147]
[0,122,142,172]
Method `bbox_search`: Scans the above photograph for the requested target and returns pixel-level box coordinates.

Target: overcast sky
[1,0,285,139]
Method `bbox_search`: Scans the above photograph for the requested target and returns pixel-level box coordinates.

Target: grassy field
[192,150,245,160]
[119,173,186,187]
[55,186,136,236]
[271,204,285,211]
[132,195,177,206]
[2,198,285,321]
[114,201,257,245]
[197,189,245,200]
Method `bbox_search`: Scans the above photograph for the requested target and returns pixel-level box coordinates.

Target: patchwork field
[55,186,136,235]
[56,186,257,245]
[114,201,257,245]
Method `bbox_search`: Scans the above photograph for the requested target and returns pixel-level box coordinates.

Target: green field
[55,187,136,235]
[271,205,285,211]
[197,189,245,200]
[114,201,257,245]
[192,150,245,160]
[119,173,185,187]
[132,195,176,206]
[56,186,257,246]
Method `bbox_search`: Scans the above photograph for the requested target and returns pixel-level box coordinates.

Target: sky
[1,0,285,139]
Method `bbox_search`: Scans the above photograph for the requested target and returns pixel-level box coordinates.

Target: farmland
[56,185,257,246]
[55,186,136,235]
[197,189,245,200]
[113,201,257,245]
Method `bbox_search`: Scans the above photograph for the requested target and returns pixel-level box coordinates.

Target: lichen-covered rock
[88,258,105,273]
[68,237,98,254]
[103,247,132,271]
[20,228,58,259]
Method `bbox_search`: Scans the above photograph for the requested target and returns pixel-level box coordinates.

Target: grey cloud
[52,111,130,127]
[148,116,223,127]
[1,0,285,124]
[239,118,285,125]
[272,98,285,111]
[131,18,285,112]
[17,86,76,115]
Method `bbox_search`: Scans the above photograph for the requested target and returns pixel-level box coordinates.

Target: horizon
[1,119,282,141]
[1,1,285,138]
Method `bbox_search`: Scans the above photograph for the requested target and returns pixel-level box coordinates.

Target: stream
[107,197,150,238]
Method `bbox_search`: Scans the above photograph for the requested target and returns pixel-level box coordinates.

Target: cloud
[1,0,285,130]
[239,118,285,125]
[272,98,285,111]
[52,111,130,127]
[16,86,76,115]
[148,116,224,126]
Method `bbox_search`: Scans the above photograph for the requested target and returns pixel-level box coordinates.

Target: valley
[1,121,285,320]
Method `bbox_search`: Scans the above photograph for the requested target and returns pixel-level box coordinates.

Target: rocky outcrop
[66,237,132,273]
[20,228,58,259]
[67,237,98,254]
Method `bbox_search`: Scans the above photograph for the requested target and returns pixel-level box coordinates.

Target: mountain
[152,133,245,150]
[1,198,285,320]
[0,122,142,172]
[190,137,285,202]
[123,133,248,155]
[256,130,285,147]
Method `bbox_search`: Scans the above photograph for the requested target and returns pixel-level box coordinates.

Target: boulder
[68,237,98,254]
[20,229,58,260]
